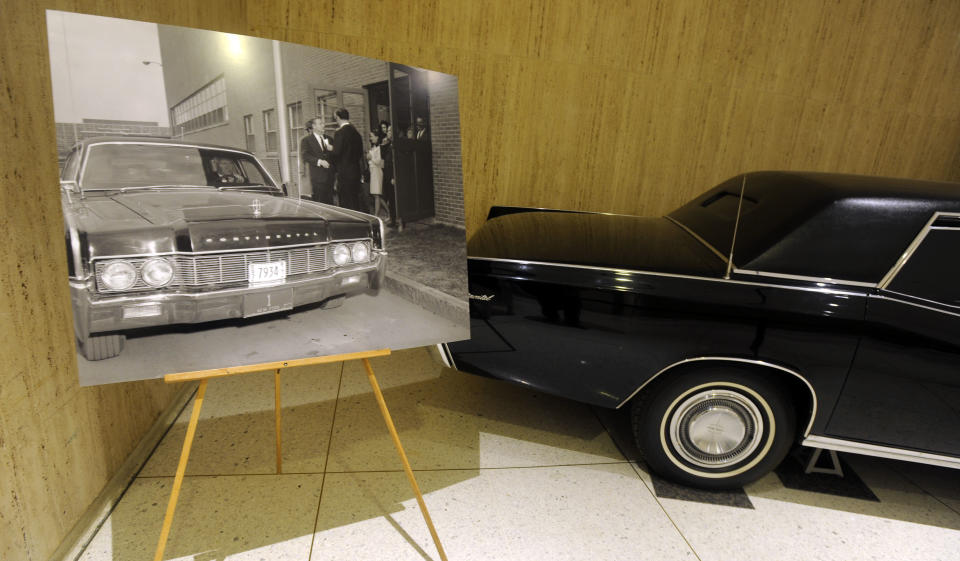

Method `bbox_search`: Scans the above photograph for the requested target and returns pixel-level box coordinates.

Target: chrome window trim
[733,268,878,288]
[614,356,817,437]
[878,211,960,290]
[664,215,730,265]
[468,256,865,297]
[802,435,960,470]
[89,238,375,261]
[873,293,960,318]
[77,140,280,195]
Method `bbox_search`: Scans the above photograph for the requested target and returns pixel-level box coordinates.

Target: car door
[826,214,960,456]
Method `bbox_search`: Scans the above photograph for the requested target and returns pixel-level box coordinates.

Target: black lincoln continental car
[437,171,960,488]
[61,137,385,361]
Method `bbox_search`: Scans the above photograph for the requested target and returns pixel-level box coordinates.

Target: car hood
[67,190,376,259]
[467,210,725,277]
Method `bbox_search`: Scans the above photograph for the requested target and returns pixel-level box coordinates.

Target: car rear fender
[617,356,817,438]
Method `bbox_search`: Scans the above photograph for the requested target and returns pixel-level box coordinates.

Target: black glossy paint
[450,171,960,460]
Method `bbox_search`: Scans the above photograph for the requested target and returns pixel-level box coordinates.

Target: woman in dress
[366,130,385,219]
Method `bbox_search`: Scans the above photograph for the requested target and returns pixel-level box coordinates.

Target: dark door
[388,63,434,225]
[827,219,960,456]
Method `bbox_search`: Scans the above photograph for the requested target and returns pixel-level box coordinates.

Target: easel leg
[362,358,448,561]
[154,379,208,561]
[274,368,283,474]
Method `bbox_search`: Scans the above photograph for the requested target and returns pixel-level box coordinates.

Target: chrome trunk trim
[468,256,865,297]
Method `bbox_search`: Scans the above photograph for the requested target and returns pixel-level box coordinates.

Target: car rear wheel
[631,366,795,489]
[80,334,126,361]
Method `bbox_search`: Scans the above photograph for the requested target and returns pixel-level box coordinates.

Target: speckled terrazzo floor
[78,348,960,561]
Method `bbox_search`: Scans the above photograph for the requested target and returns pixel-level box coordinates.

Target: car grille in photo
[94,241,370,292]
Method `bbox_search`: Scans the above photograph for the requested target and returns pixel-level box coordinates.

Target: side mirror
[60,180,79,193]
[280,182,289,196]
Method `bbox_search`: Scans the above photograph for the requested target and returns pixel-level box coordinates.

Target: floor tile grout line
[888,463,960,517]
[134,460,637,479]
[308,359,346,561]
[590,406,705,561]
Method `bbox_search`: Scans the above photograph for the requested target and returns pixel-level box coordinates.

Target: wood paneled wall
[2,1,959,559]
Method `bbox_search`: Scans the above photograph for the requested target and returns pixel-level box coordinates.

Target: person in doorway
[299,117,335,204]
[379,120,397,227]
[366,130,386,219]
[414,116,428,141]
[328,108,364,212]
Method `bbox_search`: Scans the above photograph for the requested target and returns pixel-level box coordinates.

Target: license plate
[243,288,294,318]
[249,260,286,285]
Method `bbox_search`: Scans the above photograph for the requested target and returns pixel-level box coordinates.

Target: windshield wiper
[118,185,211,192]
[216,184,274,191]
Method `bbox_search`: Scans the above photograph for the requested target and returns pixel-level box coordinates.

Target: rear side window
[887,227,960,307]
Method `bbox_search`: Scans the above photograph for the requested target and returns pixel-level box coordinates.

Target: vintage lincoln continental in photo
[438,171,960,489]
[61,137,385,361]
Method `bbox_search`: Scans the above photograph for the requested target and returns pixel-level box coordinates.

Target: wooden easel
[152,348,448,561]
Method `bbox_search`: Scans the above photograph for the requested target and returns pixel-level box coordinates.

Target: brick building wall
[427,73,465,229]
[154,28,464,226]
[55,120,170,162]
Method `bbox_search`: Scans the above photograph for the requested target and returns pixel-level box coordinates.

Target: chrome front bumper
[71,255,385,339]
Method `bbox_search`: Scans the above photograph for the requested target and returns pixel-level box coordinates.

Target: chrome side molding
[803,435,960,470]
[428,343,456,369]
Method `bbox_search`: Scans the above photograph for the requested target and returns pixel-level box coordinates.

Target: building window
[287,102,303,152]
[243,114,255,151]
[263,108,277,152]
[172,76,227,134]
[313,88,369,146]
[315,89,338,133]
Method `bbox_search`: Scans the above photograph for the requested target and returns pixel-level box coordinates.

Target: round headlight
[141,258,174,287]
[100,261,137,291]
[351,242,369,263]
[332,244,351,266]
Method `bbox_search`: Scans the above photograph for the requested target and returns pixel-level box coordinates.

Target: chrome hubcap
[669,389,763,468]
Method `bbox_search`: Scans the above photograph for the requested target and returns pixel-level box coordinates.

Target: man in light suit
[329,108,364,212]
[299,117,335,204]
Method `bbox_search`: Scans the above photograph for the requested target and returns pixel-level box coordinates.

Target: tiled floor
[79,348,960,560]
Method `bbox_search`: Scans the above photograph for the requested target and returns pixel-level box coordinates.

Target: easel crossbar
[152,348,448,561]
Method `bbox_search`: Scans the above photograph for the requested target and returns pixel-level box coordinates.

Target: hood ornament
[251,199,262,218]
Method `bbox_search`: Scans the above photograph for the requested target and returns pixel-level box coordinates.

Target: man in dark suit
[330,108,364,212]
[299,117,335,204]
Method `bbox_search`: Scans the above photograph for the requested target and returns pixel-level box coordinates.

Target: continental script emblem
[469,293,495,301]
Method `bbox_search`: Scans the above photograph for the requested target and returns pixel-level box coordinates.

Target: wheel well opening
[631,360,815,440]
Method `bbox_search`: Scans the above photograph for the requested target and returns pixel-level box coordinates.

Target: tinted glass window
[887,228,960,306]
[81,143,278,192]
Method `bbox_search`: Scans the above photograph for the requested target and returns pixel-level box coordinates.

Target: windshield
[80,143,279,192]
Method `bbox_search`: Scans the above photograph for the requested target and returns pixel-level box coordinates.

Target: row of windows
[172,77,228,133]
[242,90,368,154]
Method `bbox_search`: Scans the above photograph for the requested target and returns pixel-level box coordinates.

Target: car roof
[670,171,960,284]
[72,136,254,155]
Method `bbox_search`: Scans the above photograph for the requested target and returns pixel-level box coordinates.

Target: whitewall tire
[631,366,796,489]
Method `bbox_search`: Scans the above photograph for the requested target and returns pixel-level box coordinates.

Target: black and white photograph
[47,10,469,385]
